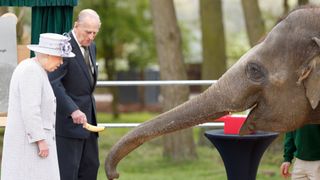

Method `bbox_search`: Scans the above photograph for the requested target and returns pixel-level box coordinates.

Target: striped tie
[83,46,94,83]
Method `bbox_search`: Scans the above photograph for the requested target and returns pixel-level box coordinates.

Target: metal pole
[95,80,224,128]
[97,80,217,87]
[98,122,224,128]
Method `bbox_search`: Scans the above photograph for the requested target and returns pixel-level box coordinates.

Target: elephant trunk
[105,83,232,180]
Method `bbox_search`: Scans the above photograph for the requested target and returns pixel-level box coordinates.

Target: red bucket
[216,115,246,134]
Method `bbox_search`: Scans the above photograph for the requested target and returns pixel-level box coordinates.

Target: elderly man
[49,9,101,180]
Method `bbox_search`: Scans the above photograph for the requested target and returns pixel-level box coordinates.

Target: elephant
[105,6,320,180]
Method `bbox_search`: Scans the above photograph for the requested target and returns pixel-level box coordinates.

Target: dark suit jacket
[49,32,98,139]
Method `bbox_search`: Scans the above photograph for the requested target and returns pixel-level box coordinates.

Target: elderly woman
[1,33,75,180]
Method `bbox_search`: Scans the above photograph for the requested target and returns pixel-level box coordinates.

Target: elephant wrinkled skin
[105,6,320,180]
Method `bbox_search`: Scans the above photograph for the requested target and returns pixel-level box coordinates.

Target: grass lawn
[96,112,285,180]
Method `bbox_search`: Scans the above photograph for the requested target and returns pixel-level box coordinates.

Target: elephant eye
[246,63,266,83]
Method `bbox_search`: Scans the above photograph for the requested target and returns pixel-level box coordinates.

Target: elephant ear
[300,37,320,109]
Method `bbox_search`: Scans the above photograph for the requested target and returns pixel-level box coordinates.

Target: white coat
[1,59,60,180]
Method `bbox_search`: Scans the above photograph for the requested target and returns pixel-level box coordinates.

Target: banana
[83,123,105,132]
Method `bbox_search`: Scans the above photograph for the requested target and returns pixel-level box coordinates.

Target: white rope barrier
[98,122,224,128]
[97,80,217,87]
[0,80,222,127]
[96,80,224,128]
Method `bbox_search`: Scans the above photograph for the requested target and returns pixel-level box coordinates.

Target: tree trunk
[241,0,266,47]
[198,0,227,146]
[105,56,120,119]
[103,40,120,119]
[298,0,309,5]
[283,0,289,15]
[200,0,226,88]
[14,7,26,44]
[150,0,197,160]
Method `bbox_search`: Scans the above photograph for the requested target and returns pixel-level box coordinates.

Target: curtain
[0,0,77,6]
[31,6,74,44]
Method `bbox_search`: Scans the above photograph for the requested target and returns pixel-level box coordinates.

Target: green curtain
[31,6,74,44]
[30,6,74,57]
[0,0,77,6]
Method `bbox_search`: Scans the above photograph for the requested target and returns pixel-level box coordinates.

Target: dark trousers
[56,133,100,180]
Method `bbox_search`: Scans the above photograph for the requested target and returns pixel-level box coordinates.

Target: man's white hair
[76,9,101,24]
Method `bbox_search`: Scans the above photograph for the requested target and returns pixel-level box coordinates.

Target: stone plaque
[0,13,18,113]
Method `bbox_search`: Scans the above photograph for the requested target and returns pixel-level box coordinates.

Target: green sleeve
[283,131,296,163]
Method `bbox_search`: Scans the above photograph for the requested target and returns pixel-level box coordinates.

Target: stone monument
[0,13,18,113]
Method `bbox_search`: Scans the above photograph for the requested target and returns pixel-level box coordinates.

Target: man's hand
[71,109,87,124]
[37,140,49,158]
[280,162,291,178]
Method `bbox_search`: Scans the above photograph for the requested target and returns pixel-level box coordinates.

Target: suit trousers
[292,158,320,180]
[56,133,100,180]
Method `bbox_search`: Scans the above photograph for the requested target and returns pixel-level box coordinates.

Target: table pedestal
[205,130,278,180]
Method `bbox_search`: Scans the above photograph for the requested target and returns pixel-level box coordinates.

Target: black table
[205,129,278,180]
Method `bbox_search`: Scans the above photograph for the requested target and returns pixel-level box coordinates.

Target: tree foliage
[75,0,156,74]
[75,0,156,118]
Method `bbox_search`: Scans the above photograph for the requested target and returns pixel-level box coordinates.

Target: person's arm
[19,65,46,143]
[19,64,50,157]
[280,131,296,178]
[48,61,78,115]
[280,161,291,178]
[48,59,87,124]
[283,131,296,163]
[71,109,87,124]
[37,140,49,158]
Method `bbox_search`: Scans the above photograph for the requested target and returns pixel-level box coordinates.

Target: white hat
[27,33,75,58]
